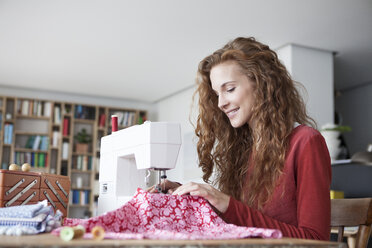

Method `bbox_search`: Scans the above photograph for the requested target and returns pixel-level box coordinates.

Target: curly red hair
[194,37,315,209]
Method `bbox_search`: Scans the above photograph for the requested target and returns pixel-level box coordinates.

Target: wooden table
[0,233,347,247]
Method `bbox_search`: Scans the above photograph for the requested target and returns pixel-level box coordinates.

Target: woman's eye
[227,87,235,93]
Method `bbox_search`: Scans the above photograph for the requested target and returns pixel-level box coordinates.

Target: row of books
[75,105,96,120]
[16,100,52,117]
[24,135,49,151]
[72,155,93,171]
[112,111,136,127]
[14,152,48,168]
[3,123,13,144]
[70,190,90,205]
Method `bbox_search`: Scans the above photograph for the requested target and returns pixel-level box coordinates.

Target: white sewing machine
[97,121,181,215]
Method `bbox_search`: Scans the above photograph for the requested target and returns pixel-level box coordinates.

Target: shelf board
[69,204,90,208]
[15,131,49,136]
[15,115,50,120]
[71,186,91,190]
[71,169,92,174]
[109,124,130,129]
[15,148,49,153]
[74,118,95,124]
[3,119,15,123]
[72,152,93,156]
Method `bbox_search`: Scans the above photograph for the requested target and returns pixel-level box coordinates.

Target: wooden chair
[331,198,372,248]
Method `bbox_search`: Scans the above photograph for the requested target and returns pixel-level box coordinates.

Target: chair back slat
[331,198,372,226]
[331,198,372,248]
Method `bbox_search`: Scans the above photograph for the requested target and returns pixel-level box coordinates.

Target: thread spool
[91,226,105,240]
[111,115,118,133]
[60,225,85,241]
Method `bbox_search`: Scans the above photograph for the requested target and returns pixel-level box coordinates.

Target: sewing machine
[97,121,181,215]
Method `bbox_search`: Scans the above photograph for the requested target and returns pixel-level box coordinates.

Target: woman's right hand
[146,179,181,194]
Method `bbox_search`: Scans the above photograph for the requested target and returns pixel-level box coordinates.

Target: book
[43,102,52,117]
[52,131,59,147]
[34,152,39,167]
[3,124,8,144]
[31,153,35,166]
[82,156,88,171]
[32,135,41,150]
[4,124,13,144]
[62,142,69,159]
[72,190,79,204]
[99,113,106,127]
[77,155,82,170]
[45,154,48,167]
[25,135,35,149]
[21,100,29,115]
[54,106,61,124]
[33,101,38,115]
[39,153,44,167]
[37,101,42,116]
[63,118,69,136]
[40,136,49,151]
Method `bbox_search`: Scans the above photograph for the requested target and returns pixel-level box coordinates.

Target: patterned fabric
[0,200,62,235]
[53,188,282,240]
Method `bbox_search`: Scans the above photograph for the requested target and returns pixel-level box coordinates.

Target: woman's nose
[218,95,228,110]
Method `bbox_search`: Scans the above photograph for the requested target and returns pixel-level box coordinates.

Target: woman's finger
[146,185,155,192]
[172,183,199,196]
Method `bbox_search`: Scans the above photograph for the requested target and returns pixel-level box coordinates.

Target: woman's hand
[146,179,181,194]
[171,182,230,213]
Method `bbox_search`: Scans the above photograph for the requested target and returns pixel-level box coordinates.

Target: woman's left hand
[172,182,230,213]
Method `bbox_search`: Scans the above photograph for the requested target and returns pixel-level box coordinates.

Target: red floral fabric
[53,188,282,240]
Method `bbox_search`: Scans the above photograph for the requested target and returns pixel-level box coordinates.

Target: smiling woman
[149,37,332,241]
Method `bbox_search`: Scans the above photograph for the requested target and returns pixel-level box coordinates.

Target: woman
[150,37,331,240]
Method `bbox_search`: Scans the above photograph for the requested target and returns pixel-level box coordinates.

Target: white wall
[155,86,203,184]
[276,44,334,128]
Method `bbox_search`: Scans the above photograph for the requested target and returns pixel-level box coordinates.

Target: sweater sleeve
[221,133,332,240]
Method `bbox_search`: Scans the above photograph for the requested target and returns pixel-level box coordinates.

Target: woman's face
[210,61,255,128]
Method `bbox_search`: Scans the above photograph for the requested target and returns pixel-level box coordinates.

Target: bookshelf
[0,95,147,218]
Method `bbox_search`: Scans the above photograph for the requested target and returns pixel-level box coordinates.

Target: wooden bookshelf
[0,95,148,218]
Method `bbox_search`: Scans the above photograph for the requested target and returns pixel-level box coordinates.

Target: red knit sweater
[221,125,332,240]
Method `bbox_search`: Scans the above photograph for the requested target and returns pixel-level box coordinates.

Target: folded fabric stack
[0,200,62,236]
